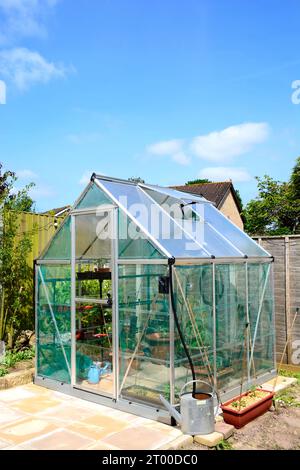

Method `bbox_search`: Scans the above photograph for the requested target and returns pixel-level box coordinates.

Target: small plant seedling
[216,439,233,450]
[231,398,247,408]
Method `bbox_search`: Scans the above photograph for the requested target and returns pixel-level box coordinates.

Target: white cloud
[147,139,183,156]
[190,122,270,162]
[147,139,189,166]
[0,0,59,44]
[66,132,102,145]
[17,168,38,179]
[0,47,69,89]
[198,166,252,182]
[172,152,190,165]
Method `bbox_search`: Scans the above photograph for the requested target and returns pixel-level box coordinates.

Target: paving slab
[160,435,193,450]
[0,417,58,445]
[0,384,184,450]
[194,431,223,447]
[24,429,94,450]
[214,422,234,439]
[262,376,297,393]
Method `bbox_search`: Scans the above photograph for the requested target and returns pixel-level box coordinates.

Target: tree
[0,164,35,347]
[290,156,300,199]
[185,178,211,185]
[243,166,300,236]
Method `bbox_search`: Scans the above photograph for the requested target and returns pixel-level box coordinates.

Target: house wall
[219,191,244,230]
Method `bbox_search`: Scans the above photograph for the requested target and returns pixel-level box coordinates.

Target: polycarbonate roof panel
[141,183,208,203]
[196,203,270,257]
[142,184,270,258]
[95,177,271,259]
[142,190,243,257]
[96,179,210,258]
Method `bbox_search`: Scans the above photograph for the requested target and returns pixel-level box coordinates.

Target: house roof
[170,181,242,212]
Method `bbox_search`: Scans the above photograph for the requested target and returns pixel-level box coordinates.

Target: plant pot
[145,333,170,361]
[221,389,274,428]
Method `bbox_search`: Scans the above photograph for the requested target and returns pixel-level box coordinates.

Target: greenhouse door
[72,208,117,398]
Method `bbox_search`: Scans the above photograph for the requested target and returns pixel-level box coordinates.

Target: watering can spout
[159,395,182,425]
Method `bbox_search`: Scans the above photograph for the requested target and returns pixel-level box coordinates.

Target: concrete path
[0,384,183,450]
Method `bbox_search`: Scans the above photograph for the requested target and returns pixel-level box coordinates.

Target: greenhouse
[35,174,276,423]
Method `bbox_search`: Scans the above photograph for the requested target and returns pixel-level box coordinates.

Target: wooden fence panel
[17,212,63,267]
[255,236,300,365]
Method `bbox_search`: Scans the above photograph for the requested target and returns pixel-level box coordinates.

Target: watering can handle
[180,379,220,418]
[180,379,214,397]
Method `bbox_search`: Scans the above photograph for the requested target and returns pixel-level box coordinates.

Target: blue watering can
[87,362,111,384]
[87,364,101,384]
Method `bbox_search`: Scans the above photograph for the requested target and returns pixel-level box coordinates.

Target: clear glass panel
[143,191,242,257]
[248,263,275,377]
[173,265,214,403]
[142,184,206,203]
[75,301,113,396]
[201,204,269,257]
[215,264,247,393]
[76,183,112,209]
[75,212,112,260]
[76,260,112,301]
[118,210,163,259]
[118,264,170,406]
[42,217,71,260]
[99,179,210,258]
[36,265,71,383]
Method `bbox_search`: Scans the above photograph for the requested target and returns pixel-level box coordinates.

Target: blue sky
[0,0,300,211]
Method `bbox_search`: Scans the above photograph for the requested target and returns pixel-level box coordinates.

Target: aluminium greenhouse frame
[35,174,276,423]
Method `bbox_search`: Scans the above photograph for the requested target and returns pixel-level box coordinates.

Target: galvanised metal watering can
[160,379,216,435]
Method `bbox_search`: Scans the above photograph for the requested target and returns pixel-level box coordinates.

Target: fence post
[285,236,291,363]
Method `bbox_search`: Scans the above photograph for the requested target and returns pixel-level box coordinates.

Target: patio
[0,383,184,450]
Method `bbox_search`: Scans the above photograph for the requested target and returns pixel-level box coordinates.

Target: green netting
[118,210,164,259]
[42,217,71,260]
[76,183,112,209]
[118,264,170,405]
[37,265,71,383]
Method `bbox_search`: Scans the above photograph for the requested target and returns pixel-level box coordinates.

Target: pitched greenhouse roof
[91,175,271,260]
[39,174,271,261]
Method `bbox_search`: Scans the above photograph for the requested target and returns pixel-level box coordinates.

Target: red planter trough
[221,389,274,428]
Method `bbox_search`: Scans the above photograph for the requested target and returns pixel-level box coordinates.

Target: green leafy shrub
[3,348,35,368]
[0,164,36,347]
[0,347,35,377]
